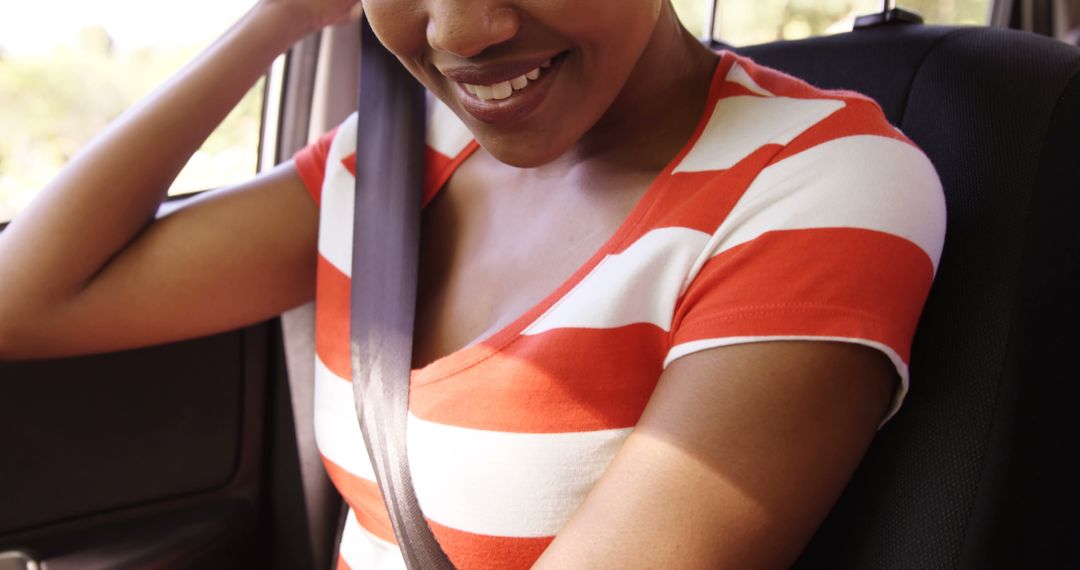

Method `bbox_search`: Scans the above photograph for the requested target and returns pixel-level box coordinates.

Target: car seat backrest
[739,26,1080,570]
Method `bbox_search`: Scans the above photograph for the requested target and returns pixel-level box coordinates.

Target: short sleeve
[292,123,343,205]
[667,133,946,423]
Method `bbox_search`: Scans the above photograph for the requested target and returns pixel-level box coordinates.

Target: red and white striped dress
[292,51,946,570]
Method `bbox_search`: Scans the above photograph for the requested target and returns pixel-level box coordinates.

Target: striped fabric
[292,51,945,570]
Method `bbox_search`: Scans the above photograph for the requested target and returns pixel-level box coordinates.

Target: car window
[1062,0,1080,44]
[0,0,267,222]
[0,0,1004,224]
[674,0,993,46]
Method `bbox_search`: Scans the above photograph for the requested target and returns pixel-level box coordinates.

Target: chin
[477,132,571,169]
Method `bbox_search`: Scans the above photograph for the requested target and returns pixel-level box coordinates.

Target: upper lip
[437,53,561,86]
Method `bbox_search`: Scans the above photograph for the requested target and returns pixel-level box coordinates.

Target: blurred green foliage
[0,30,262,221]
[0,0,990,222]
[673,0,990,45]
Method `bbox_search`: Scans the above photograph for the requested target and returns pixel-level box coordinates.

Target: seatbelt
[349,18,455,570]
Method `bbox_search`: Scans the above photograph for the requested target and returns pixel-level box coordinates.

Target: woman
[0,0,946,568]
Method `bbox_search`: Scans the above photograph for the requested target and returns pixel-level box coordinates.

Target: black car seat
[282,20,1080,570]
[735,23,1080,569]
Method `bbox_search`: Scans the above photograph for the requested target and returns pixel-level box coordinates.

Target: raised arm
[0,0,361,360]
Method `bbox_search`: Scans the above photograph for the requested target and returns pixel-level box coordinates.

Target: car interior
[1,0,1078,568]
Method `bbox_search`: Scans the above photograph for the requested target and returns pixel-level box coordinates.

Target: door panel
[0,18,321,570]
[0,324,271,568]
[9,501,254,570]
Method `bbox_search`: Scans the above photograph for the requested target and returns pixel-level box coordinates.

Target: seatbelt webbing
[350,18,454,570]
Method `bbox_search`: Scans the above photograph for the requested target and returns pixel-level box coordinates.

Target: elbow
[0,317,25,361]
[0,325,20,361]
[0,305,42,362]
[0,326,50,362]
[0,302,87,361]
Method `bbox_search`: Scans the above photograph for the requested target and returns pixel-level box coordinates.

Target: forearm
[0,2,313,329]
[533,342,893,569]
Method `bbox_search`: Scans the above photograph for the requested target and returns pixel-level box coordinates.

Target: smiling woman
[0,1,944,569]
[291,1,943,568]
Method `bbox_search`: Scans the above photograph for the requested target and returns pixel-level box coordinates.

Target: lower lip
[454,55,565,126]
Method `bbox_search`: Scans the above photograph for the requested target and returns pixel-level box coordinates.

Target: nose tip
[427,6,520,59]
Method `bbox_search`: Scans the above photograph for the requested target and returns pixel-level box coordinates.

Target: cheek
[362,0,428,67]
[544,0,662,45]
[544,0,662,94]
[561,1,663,96]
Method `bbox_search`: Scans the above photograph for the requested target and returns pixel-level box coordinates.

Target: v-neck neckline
[411,53,733,387]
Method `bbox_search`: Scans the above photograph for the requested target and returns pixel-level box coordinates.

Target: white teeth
[462,61,551,101]
[474,84,494,100]
[491,80,513,100]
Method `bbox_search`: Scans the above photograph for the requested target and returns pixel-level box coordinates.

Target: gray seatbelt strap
[350,18,455,570]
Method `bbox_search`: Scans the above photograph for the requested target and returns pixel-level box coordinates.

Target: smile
[461,59,553,101]
[442,52,567,125]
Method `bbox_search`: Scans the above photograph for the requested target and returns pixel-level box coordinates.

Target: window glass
[0,0,262,222]
[674,0,992,47]
[673,0,712,39]
[1062,0,1080,44]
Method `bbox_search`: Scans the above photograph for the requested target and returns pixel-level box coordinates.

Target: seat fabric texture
[737,25,1080,570]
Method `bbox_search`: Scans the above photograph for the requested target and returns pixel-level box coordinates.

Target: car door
[0,8,346,570]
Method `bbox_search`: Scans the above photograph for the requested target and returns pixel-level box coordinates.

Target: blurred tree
[0,0,993,222]
[0,36,262,222]
[701,0,991,45]
[672,0,709,38]
[79,26,114,57]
